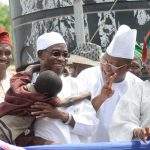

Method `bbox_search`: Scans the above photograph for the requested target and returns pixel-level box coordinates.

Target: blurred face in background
[129,56,142,77]
[145,49,150,76]
[145,59,150,77]
[67,63,92,77]
[0,43,12,80]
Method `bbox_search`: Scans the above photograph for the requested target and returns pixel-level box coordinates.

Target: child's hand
[133,127,150,143]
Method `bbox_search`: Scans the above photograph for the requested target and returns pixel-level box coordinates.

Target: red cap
[0,28,11,46]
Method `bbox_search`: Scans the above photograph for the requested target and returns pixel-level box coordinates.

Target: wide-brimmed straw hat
[68,42,102,66]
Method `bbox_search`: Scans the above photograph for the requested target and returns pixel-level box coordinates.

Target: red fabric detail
[145,31,150,45]
[142,31,150,62]
[142,38,147,62]
[0,71,61,117]
[0,28,11,46]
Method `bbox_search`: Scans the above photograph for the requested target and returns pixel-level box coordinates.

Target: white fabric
[36,32,66,51]
[106,25,137,59]
[77,66,142,142]
[32,73,98,144]
[0,72,11,103]
[110,81,150,142]
[0,140,25,150]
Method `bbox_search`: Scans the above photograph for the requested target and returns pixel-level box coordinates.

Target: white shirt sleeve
[109,83,142,141]
[63,75,98,137]
[77,67,103,99]
[70,100,98,137]
[76,69,90,92]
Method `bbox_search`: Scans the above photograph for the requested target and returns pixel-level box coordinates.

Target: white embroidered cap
[106,24,137,59]
[36,31,66,51]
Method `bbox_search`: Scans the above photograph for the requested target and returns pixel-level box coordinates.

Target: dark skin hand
[31,102,75,128]
[133,127,150,143]
[92,73,117,111]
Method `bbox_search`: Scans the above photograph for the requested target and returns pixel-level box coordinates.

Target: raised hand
[100,73,117,100]
[92,73,117,111]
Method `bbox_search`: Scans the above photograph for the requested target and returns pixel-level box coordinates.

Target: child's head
[34,70,62,97]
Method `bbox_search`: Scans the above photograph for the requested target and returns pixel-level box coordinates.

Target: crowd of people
[0,24,150,149]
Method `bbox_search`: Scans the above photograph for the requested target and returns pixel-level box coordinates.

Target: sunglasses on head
[48,50,70,58]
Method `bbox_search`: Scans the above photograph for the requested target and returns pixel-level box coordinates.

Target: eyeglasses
[100,59,127,72]
[48,50,70,58]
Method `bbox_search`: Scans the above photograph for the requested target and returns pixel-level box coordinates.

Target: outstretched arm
[31,99,98,137]
[59,91,91,107]
[24,63,40,75]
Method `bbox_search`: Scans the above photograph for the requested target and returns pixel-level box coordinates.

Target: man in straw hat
[77,25,142,142]
[0,28,12,103]
[67,42,101,77]
[109,31,150,143]
[15,31,98,146]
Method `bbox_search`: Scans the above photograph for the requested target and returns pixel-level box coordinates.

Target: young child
[0,65,91,145]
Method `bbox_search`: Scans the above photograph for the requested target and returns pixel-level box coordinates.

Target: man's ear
[127,63,132,71]
[37,50,45,60]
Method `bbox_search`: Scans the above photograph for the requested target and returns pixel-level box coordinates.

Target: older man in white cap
[16,31,98,146]
[77,25,142,142]
[109,31,150,143]
[0,28,12,103]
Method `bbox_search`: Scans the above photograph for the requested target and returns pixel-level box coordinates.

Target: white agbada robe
[32,73,98,144]
[0,72,11,103]
[77,66,142,142]
[110,81,150,141]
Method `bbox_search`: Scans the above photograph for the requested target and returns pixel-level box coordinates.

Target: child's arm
[132,127,150,143]
[24,64,40,75]
[58,91,91,107]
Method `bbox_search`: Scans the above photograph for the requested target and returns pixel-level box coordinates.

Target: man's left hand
[31,102,68,121]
